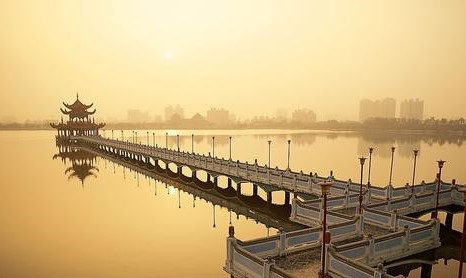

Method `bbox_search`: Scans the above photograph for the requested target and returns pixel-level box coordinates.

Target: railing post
[373,263,385,278]
[410,194,416,213]
[358,214,364,237]
[403,225,410,251]
[263,257,273,278]
[291,193,297,219]
[386,197,391,212]
[387,184,393,200]
[390,209,398,231]
[278,228,286,257]
[226,226,236,271]
[367,234,374,263]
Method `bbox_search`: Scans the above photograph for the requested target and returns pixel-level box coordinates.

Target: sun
[164,51,174,60]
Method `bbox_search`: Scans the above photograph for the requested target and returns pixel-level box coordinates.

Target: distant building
[400,99,424,120]
[206,108,230,125]
[164,105,185,121]
[291,109,316,123]
[127,109,150,123]
[276,109,288,121]
[359,98,396,122]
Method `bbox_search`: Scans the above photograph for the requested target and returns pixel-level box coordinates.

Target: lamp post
[121,130,123,141]
[359,157,366,215]
[319,181,332,278]
[411,149,419,193]
[152,132,155,147]
[147,131,149,145]
[177,134,180,151]
[135,131,138,144]
[165,132,168,148]
[132,131,135,143]
[111,130,114,140]
[458,189,466,278]
[287,139,291,170]
[229,136,232,160]
[432,160,445,219]
[268,140,272,168]
[191,134,194,153]
[389,147,396,186]
[212,136,215,157]
[367,147,374,186]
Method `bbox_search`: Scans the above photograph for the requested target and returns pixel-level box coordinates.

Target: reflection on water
[0,130,465,277]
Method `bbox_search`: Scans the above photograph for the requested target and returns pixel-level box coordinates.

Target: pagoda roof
[60,94,96,119]
[65,163,99,185]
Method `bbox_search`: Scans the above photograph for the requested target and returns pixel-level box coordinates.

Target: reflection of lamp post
[212,136,215,157]
[411,149,419,193]
[432,160,445,219]
[213,205,216,228]
[287,140,291,170]
[367,147,373,186]
[389,147,396,186]
[458,189,466,278]
[319,181,332,278]
[268,140,272,168]
[177,134,180,151]
[359,157,366,214]
[229,136,232,160]
[191,134,194,153]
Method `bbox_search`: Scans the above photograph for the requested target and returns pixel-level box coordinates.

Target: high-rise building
[164,105,185,121]
[206,108,230,125]
[127,109,151,123]
[400,99,424,120]
[359,98,396,122]
[276,109,288,121]
[291,109,317,123]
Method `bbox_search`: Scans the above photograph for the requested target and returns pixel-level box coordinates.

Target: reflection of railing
[79,145,300,231]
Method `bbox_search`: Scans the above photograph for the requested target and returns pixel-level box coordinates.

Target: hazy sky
[1,0,465,122]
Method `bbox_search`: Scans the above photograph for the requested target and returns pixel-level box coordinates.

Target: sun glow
[164,51,174,60]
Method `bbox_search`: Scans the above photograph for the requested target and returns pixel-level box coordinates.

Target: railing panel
[232,250,263,278]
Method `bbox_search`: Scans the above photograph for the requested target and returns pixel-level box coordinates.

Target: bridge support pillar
[237,183,242,196]
[227,178,232,188]
[192,171,197,179]
[284,191,290,205]
[214,176,218,185]
[267,192,272,207]
[207,173,211,183]
[445,212,453,230]
[420,264,432,278]
[253,184,258,196]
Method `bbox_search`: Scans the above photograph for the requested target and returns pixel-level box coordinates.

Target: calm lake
[1,130,465,277]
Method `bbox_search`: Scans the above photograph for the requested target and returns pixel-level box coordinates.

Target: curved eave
[60,108,71,114]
